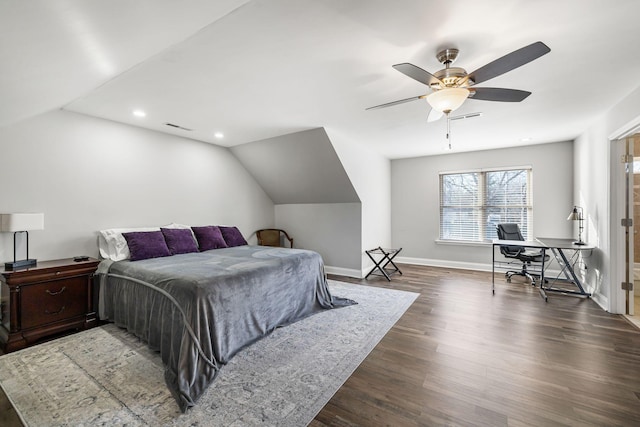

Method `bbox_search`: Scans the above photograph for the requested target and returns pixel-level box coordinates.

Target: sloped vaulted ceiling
[230,128,359,205]
[0,0,250,127]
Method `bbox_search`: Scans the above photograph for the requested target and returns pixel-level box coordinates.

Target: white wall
[0,110,274,262]
[326,128,391,275]
[574,85,640,313]
[391,141,574,269]
[275,203,361,275]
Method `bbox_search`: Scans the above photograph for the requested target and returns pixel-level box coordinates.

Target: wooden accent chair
[256,229,294,248]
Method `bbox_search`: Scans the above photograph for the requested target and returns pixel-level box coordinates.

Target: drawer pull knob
[45,287,66,296]
[44,305,66,315]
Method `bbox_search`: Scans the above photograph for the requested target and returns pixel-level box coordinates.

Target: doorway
[623,133,640,326]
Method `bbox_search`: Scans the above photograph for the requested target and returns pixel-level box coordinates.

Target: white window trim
[439,167,533,242]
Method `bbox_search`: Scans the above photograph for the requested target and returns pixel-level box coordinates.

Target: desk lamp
[567,206,585,245]
[1,213,45,270]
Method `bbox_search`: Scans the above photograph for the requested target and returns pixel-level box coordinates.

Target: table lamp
[1,213,45,270]
[567,206,585,245]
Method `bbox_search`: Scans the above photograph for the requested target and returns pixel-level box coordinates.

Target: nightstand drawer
[20,276,88,330]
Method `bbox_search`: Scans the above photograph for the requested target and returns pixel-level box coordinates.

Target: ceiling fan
[366,41,551,122]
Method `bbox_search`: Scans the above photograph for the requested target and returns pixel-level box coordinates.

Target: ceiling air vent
[164,122,193,131]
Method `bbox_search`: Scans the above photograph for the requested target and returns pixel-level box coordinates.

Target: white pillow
[162,222,191,230]
[99,227,160,261]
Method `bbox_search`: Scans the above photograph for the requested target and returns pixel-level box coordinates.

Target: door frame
[610,118,640,314]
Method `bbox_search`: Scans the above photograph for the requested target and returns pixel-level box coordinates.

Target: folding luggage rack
[365,247,403,281]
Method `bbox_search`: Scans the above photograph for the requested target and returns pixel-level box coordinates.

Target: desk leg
[550,247,573,282]
[538,248,548,302]
[559,249,587,294]
[492,244,495,295]
[542,248,590,297]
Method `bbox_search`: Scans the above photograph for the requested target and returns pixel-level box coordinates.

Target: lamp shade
[426,88,470,113]
[0,213,44,232]
[567,207,581,221]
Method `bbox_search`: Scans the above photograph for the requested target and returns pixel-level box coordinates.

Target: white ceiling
[4,0,640,159]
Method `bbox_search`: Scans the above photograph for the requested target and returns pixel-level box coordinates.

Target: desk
[492,238,594,301]
[535,237,594,299]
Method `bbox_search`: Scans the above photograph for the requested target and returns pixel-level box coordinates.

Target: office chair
[256,229,294,248]
[496,223,548,285]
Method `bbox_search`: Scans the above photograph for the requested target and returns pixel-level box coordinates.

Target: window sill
[435,239,492,247]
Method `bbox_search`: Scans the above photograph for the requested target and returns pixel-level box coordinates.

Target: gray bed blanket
[98,245,355,412]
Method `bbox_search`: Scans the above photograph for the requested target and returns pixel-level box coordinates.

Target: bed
[97,243,354,412]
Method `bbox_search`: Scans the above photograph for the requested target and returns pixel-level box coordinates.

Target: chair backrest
[496,223,524,257]
[496,223,524,241]
[256,229,293,248]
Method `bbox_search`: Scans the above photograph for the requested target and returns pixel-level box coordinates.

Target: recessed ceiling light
[133,109,146,118]
[520,137,532,142]
[214,132,224,139]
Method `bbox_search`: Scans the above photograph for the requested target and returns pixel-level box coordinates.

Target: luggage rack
[365,247,403,281]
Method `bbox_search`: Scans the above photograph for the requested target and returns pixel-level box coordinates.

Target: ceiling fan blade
[450,112,482,121]
[470,87,531,102]
[427,108,444,122]
[365,95,424,110]
[393,63,443,87]
[468,41,550,85]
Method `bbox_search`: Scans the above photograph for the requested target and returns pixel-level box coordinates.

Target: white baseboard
[325,265,363,278]
[591,291,609,312]
[395,256,568,280]
[395,256,493,272]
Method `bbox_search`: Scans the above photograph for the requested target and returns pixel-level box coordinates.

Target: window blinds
[439,168,532,242]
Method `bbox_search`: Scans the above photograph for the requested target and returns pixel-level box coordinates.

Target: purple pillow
[192,226,228,251]
[122,231,171,261]
[219,226,248,247]
[160,228,198,255]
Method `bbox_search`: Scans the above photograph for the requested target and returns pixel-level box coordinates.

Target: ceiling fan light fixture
[426,88,470,113]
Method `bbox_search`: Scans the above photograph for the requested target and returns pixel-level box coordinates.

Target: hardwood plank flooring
[1,264,639,426]
[313,264,640,426]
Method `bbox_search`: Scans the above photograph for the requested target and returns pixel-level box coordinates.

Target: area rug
[0,281,417,426]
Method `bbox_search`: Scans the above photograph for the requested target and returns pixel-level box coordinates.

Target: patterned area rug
[0,281,417,426]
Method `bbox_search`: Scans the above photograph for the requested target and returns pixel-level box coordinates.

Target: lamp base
[573,241,586,246]
[4,259,37,270]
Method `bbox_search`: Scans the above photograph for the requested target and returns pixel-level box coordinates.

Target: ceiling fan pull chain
[446,113,452,150]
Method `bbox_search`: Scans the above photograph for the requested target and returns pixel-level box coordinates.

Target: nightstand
[0,257,100,353]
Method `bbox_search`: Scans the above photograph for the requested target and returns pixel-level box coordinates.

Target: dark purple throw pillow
[191,226,228,251]
[122,231,171,261]
[160,228,198,255]
[219,226,248,247]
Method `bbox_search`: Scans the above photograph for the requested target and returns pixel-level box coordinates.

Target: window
[439,167,532,242]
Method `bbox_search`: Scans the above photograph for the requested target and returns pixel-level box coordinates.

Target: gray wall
[574,85,640,313]
[230,128,359,204]
[0,110,274,262]
[275,203,362,272]
[391,141,574,269]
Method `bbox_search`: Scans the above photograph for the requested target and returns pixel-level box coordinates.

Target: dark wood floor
[313,264,640,427]
[2,264,640,426]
